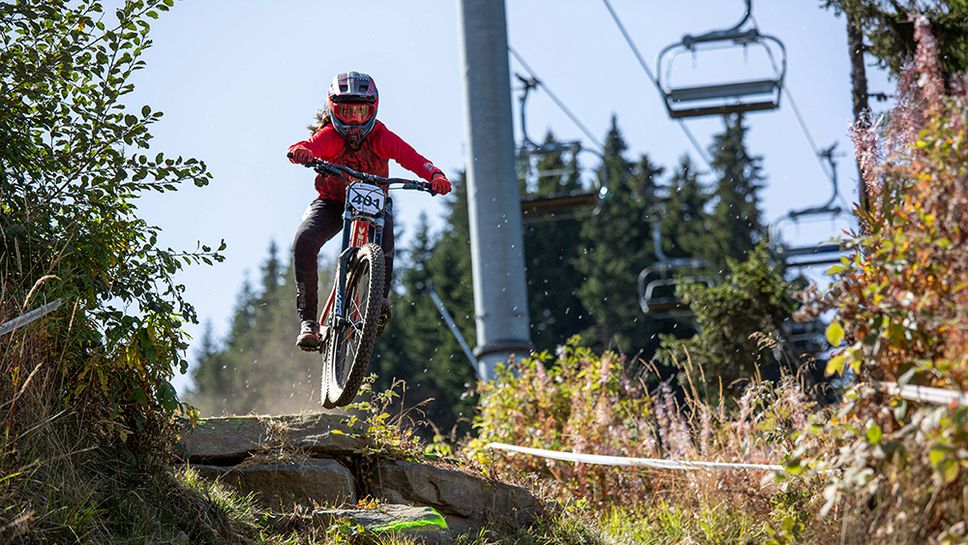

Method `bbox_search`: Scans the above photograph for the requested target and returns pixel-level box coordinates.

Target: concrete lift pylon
[456,0,532,381]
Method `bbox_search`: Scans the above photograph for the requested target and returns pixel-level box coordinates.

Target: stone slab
[368,460,539,528]
[194,458,356,510]
[180,413,361,463]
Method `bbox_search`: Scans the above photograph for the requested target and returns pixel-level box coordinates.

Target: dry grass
[0,297,266,544]
[466,339,829,543]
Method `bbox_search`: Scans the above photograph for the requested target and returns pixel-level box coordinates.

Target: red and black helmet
[326,71,379,146]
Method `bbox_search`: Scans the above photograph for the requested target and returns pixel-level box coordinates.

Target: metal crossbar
[0,299,62,337]
[668,100,779,120]
[667,79,778,103]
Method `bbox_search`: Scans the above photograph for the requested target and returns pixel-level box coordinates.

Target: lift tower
[457,0,531,380]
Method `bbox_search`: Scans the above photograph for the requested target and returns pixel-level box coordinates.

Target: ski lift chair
[770,144,850,268]
[782,318,827,355]
[514,74,609,224]
[656,0,787,119]
[638,222,716,318]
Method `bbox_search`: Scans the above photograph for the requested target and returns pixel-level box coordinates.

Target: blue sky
[128,1,892,392]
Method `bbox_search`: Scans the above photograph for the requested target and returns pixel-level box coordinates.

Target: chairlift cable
[752,14,834,183]
[508,45,605,151]
[599,0,715,169]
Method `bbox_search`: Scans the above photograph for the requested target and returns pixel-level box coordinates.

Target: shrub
[468,337,816,523]
[656,243,799,396]
[791,17,968,545]
[0,0,221,448]
[0,1,225,540]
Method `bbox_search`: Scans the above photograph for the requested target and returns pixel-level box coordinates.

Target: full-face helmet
[326,71,379,146]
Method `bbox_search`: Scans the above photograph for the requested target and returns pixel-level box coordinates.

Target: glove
[289,147,314,164]
[430,173,451,195]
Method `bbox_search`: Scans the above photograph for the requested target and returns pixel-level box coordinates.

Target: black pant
[293,198,394,322]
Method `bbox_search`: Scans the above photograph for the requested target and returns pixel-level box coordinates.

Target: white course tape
[875,381,968,407]
[0,299,62,337]
[486,442,784,471]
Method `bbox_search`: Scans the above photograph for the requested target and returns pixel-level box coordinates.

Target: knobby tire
[322,243,384,408]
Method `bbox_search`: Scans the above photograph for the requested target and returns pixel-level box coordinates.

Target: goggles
[332,102,375,124]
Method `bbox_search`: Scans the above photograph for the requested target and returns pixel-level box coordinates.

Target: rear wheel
[323,243,384,407]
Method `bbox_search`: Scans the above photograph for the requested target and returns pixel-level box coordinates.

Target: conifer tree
[189,242,330,415]
[372,213,437,394]
[258,240,283,302]
[190,321,230,413]
[522,131,591,351]
[708,114,765,264]
[372,176,477,433]
[823,1,968,81]
[576,116,662,353]
[659,155,714,263]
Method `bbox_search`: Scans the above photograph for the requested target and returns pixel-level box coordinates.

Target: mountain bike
[291,155,436,407]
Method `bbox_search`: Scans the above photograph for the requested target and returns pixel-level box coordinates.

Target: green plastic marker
[371,508,448,533]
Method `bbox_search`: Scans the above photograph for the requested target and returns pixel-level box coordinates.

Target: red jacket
[289,120,442,201]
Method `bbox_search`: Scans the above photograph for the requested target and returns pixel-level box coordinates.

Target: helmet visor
[332,102,375,124]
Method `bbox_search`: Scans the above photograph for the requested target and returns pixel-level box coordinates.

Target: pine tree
[372,212,436,393]
[226,274,257,348]
[258,240,283,303]
[421,174,478,430]
[522,131,591,352]
[822,1,968,81]
[575,116,663,354]
[189,320,229,414]
[659,155,715,263]
[190,274,255,413]
[188,242,332,415]
[708,114,765,264]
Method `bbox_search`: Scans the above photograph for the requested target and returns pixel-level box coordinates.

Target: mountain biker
[288,71,451,350]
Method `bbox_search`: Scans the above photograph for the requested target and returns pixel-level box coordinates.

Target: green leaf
[937,458,959,485]
[825,264,846,275]
[929,444,948,467]
[865,422,882,445]
[158,382,179,412]
[825,354,846,377]
[826,322,845,346]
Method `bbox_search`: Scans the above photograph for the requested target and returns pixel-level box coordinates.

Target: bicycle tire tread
[326,243,385,407]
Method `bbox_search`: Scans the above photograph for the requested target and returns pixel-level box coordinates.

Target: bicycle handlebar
[287,153,437,196]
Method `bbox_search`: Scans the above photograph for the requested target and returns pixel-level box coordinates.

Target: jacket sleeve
[288,126,343,162]
[373,124,443,182]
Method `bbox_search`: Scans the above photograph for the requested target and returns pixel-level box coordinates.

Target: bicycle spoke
[326,245,380,406]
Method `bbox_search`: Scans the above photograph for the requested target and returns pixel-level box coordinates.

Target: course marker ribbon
[874,381,968,407]
[486,442,783,471]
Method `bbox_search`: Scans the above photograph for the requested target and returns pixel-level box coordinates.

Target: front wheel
[322,243,385,408]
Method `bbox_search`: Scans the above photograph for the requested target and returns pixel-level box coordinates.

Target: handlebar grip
[289,157,437,195]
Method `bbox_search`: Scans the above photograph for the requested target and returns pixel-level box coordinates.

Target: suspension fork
[333,197,387,328]
[333,208,354,328]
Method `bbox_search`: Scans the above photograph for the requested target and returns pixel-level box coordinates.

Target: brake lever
[405,181,437,196]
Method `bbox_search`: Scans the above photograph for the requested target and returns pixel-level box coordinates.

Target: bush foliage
[1,1,224,541]
[790,18,968,545]
[0,0,222,435]
[656,243,799,395]
[468,338,823,541]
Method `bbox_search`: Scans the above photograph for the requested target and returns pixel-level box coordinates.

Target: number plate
[346,183,385,215]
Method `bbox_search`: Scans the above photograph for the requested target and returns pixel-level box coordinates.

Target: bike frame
[317,186,387,337]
